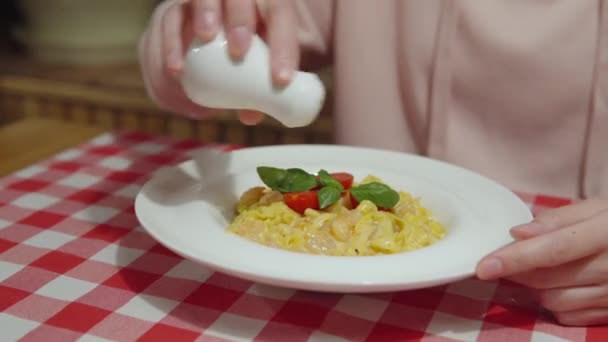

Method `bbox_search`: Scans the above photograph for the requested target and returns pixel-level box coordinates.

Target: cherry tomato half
[330,172,354,189]
[347,191,359,209]
[283,191,319,214]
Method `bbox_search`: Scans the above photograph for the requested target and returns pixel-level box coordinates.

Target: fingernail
[227,26,251,59]
[277,67,293,85]
[196,10,217,39]
[477,257,503,280]
[167,50,183,72]
[239,110,264,125]
[510,221,547,237]
[272,59,293,87]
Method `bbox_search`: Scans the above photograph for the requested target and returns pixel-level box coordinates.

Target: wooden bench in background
[0,52,335,146]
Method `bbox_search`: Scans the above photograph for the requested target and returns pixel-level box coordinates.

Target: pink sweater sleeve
[293,0,335,70]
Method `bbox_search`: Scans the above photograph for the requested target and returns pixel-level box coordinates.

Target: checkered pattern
[0,131,605,342]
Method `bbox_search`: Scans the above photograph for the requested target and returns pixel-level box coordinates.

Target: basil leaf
[256,166,286,190]
[350,182,399,208]
[318,186,341,209]
[277,168,317,193]
[318,169,344,191]
[256,167,318,193]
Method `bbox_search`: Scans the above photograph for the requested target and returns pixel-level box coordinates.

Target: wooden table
[0,117,106,176]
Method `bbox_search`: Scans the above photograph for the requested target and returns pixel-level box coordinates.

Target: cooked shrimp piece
[237,186,265,212]
[259,190,283,205]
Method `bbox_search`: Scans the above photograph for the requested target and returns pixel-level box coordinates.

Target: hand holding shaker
[180,31,326,128]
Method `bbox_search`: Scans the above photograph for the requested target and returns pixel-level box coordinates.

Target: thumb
[238,110,265,125]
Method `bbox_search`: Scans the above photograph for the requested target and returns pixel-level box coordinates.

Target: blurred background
[0,0,334,152]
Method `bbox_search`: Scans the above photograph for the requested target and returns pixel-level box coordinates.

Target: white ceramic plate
[134,145,532,293]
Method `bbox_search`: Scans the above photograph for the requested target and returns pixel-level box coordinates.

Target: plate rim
[135,144,533,292]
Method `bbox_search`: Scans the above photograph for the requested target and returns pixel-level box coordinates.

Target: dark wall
[0,0,24,52]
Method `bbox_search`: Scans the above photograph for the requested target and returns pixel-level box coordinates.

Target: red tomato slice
[330,172,354,189]
[283,191,319,214]
[347,191,359,209]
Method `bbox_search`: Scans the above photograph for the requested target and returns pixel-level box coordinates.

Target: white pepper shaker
[180,31,326,128]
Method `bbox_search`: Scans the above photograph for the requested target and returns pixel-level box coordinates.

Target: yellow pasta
[226,175,447,256]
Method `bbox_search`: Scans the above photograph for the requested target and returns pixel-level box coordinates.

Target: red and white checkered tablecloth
[0,131,606,342]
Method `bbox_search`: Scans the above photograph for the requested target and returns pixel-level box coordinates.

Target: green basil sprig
[256,166,399,210]
[318,186,341,209]
[350,182,399,209]
[316,169,344,209]
[318,169,343,191]
[256,166,317,193]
